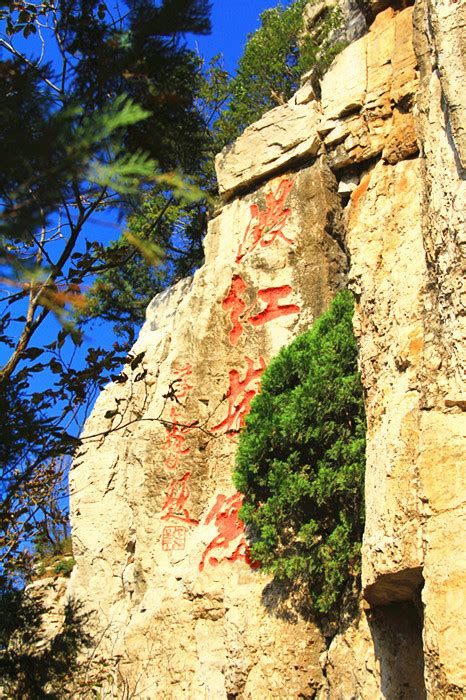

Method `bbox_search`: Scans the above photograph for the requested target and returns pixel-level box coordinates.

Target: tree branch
[0,38,62,94]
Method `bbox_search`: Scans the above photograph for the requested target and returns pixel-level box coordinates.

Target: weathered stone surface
[382,109,418,164]
[215,100,322,200]
[412,1,466,693]
[347,158,428,595]
[415,0,466,170]
[338,2,466,694]
[321,37,367,120]
[321,7,419,170]
[413,0,466,414]
[26,577,69,647]
[333,0,367,42]
[69,162,346,697]
[337,171,359,194]
[419,412,466,694]
[320,603,426,699]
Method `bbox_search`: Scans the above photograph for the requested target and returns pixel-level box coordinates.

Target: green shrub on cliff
[213,0,344,148]
[234,290,366,615]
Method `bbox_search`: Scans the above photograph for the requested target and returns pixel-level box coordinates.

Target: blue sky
[191,0,277,72]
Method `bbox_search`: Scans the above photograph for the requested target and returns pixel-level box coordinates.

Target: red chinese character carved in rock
[236,178,295,263]
[199,492,258,571]
[161,471,199,526]
[162,525,186,551]
[162,406,195,470]
[222,275,300,346]
[248,285,300,327]
[172,363,193,400]
[212,356,266,435]
[222,275,249,346]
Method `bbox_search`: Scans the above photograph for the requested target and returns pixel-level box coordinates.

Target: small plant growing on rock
[53,557,75,578]
[234,290,366,616]
[33,527,74,579]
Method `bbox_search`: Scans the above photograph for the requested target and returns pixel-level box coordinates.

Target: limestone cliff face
[321,1,465,697]
[66,1,465,697]
[69,160,345,695]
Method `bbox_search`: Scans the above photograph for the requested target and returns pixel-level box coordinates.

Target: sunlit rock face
[69,160,346,697]
[410,0,466,694]
[66,1,465,697]
[323,2,465,698]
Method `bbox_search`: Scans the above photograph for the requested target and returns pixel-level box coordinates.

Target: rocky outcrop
[320,6,419,170]
[412,1,466,694]
[68,160,346,696]
[348,156,427,600]
[215,97,322,200]
[217,6,419,200]
[327,0,465,697]
[65,1,465,697]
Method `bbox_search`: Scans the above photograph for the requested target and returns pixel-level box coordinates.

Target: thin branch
[0,38,62,94]
[80,415,214,443]
[52,4,70,93]
[0,186,107,382]
[0,306,49,382]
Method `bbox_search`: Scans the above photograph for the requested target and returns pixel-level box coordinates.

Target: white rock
[215,101,322,199]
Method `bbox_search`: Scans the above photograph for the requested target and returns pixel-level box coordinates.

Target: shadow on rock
[260,574,361,641]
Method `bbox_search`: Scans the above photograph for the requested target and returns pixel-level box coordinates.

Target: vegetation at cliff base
[0,589,93,698]
[234,291,366,616]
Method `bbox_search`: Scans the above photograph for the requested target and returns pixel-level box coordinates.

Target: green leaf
[22,347,43,360]
[234,291,366,619]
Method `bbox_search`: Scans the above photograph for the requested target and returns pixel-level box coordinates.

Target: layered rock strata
[66,1,465,697]
[321,1,465,697]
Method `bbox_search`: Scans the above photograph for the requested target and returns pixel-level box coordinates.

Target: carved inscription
[157,179,300,569]
[162,526,186,551]
[212,356,266,436]
[199,492,257,571]
[236,178,294,263]
[222,274,300,345]
[159,365,198,550]
[172,362,193,400]
[161,406,195,471]
[161,471,199,526]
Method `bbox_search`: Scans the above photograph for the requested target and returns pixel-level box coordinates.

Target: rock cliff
[64,0,465,697]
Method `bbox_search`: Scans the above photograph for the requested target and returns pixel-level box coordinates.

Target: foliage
[234,291,366,616]
[86,0,347,336]
[83,183,209,339]
[0,0,213,588]
[213,0,344,148]
[0,380,73,587]
[53,557,75,577]
[33,527,74,578]
[0,587,94,698]
[84,48,233,334]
